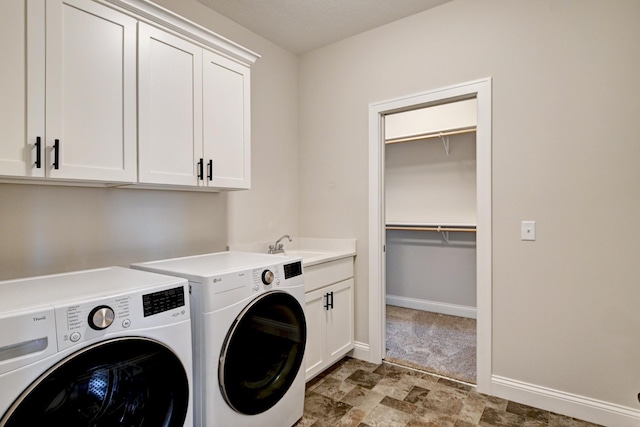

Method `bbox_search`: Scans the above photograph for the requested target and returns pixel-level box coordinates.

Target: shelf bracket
[439,133,450,156]
[436,226,450,243]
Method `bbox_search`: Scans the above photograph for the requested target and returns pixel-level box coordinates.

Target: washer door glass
[1,337,189,427]
[219,291,306,415]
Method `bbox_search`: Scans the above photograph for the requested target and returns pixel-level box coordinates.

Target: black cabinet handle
[34,137,42,168]
[52,139,59,169]
[197,158,204,180]
[207,159,213,181]
[324,292,335,310]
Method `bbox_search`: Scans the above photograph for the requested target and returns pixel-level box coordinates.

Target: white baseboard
[349,341,373,363]
[386,295,477,319]
[492,375,640,427]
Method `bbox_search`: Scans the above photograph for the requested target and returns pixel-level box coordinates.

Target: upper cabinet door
[202,51,251,189]
[45,0,137,182]
[138,23,203,186]
[0,0,45,178]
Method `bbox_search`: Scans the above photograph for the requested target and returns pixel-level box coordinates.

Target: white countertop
[228,237,356,266]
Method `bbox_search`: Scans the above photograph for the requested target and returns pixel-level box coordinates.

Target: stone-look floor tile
[373,363,415,379]
[479,407,525,427]
[334,407,369,427]
[326,359,374,382]
[404,385,431,406]
[438,378,474,392]
[506,401,549,423]
[420,387,468,417]
[411,375,441,391]
[345,369,384,389]
[548,413,603,427]
[523,419,547,427]
[314,376,357,401]
[371,374,416,400]
[380,395,418,414]
[456,390,488,425]
[292,413,318,427]
[302,358,606,427]
[341,386,386,414]
[478,393,509,412]
[361,403,415,427]
[407,406,458,426]
[335,358,379,375]
[303,391,353,424]
[306,372,327,392]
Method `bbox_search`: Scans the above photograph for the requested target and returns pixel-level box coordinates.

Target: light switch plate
[521,221,536,241]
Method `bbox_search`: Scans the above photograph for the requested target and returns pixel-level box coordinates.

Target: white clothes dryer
[132,252,306,427]
[0,267,193,427]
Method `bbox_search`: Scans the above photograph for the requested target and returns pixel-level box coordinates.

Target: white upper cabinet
[138,23,203,187]
[0,0,39,177]
[0,0,137,183]
[138,22,252,190]
[203,51,251,189]
[45,0,137,182]
[1,0,258,190]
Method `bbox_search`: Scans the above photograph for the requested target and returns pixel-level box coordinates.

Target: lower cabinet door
[304,278,354,381]
[325,279,354,364]
[304,287,327,380]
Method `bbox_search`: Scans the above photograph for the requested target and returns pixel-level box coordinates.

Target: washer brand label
[213,277,222,283]
[32,315,47,322]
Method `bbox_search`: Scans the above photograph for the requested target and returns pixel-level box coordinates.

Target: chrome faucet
[268,235,292,254]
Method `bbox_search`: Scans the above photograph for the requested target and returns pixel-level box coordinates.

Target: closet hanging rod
[385,126,476,145]
[386,225,476,233]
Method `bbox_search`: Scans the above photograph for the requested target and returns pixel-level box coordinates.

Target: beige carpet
[385,305,476,384]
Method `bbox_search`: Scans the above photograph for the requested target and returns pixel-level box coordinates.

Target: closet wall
[385,99,477,318]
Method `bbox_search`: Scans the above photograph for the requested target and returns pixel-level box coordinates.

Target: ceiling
[196,0,453,54]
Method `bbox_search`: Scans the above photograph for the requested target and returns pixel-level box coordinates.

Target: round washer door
[1,337,189,427]
[219,291,306,415]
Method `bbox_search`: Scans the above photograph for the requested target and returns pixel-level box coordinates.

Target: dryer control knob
[89,305,115,330]
[261,270,274,285]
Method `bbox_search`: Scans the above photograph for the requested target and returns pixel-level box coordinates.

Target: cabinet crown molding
[103,0,260,65]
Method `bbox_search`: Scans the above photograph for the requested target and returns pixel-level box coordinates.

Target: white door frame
[367,78,492,393]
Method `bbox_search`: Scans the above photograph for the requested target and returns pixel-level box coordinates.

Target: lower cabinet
[305,278,354,381]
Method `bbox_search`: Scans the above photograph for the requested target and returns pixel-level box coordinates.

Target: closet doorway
[385,98,477,383]
[368,78,492,393]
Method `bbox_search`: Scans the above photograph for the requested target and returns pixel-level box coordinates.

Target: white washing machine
[132,252,306,427]
[0,266,193,427]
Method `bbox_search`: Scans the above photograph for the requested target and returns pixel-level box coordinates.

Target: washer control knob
[261,270,274,285]
[89,305,115,330]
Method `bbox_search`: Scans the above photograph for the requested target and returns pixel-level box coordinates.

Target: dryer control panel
[250,261,302,293]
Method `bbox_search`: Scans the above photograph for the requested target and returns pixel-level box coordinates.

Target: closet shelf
[385,126,476,156]
[386,224,476,244]
[384,126,476,145]
[386,223,476,232]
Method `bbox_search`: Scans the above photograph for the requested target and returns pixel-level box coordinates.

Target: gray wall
[386,230,476,311]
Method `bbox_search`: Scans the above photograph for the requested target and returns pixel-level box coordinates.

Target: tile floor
[295,357,602,427]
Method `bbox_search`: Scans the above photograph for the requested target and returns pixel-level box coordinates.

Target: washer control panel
[54,285,187,351]
[55,295,133,350]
